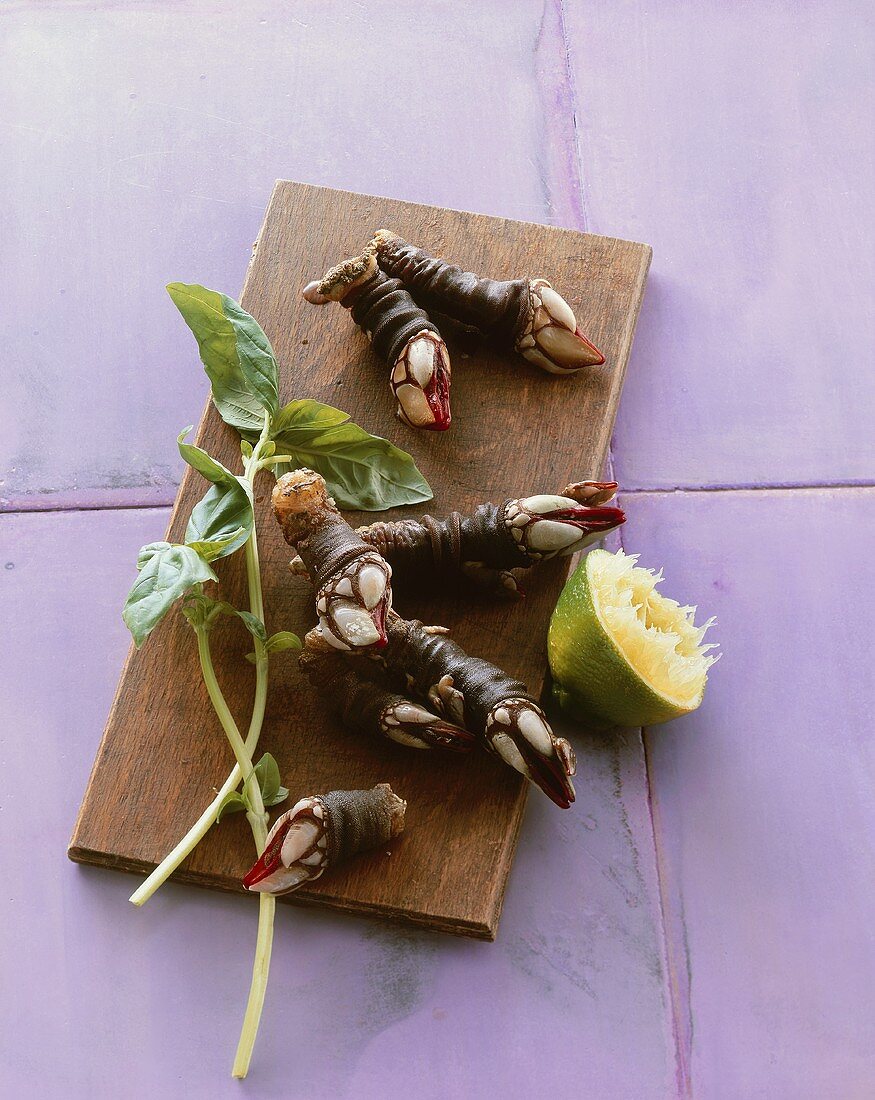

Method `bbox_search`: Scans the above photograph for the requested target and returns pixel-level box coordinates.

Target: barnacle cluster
[274,469,625,810]
[303,231,606,431]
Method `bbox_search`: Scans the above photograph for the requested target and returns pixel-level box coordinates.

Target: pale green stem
[195,627,267,843]
[129,423,273,905]
[128,652,268,906]
[197,623,277,1080]
[231,893,276,1079]
[129,415,280,1079]
[257,454,294,467]
[129,762,243,906]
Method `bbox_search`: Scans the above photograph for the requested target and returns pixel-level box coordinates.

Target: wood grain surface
[69,181,651,939]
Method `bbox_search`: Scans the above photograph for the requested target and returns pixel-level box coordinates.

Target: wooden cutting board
[69,181,651,939]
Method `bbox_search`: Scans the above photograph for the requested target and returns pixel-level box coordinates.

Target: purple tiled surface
[566,1,875,490]
[2,4,873,1097]
[625,487,875,1099]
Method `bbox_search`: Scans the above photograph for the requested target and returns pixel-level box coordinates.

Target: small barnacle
[373,230,605,374]
[356,480,624,595]
[303,247,451,430]
[243,785,407,895]
[272,469,392,649]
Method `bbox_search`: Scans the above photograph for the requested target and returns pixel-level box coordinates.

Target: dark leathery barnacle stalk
[355,480,624,593]
[303,248,451,430]
[272,469,392,650]
[298,628,475,753]
[243,784,407,895]
[372,230,604,374]
[382,614,577,808]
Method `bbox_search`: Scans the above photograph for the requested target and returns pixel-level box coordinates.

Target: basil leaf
[166,283,278,429]
[123,544,217,647]
[254,753,283,805]
[180,591,220,629]
[178,430,254,559]
[271,399,350,435]
[137,541,171,571]
[234,610,267,642]
[216,791,248,822]
[265,631,302,654]
[270,403,432,511]
[185,527,245,563]
[177,428,238,486]
[223,296,279,416]
[266,785,289,809]
[186,484,252,559]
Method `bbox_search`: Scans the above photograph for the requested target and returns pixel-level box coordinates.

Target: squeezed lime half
[548,549,719,728]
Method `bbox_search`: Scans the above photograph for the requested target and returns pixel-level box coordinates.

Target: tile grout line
[5,479,873,519]
[640,727,693,1099]
[616,483,691,1098]
[0,501,174,518]
[556,0,591,233]
[623,481,875,495]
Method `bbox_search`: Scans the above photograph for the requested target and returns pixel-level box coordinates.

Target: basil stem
[128,419,273,906]
[194,626,268,844]
[232,893,276,1078]
[127,417,277,1078]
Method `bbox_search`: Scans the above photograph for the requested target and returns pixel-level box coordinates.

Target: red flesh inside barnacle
[422,346,451,431]
[513,735,576,809]
[490,702,577,808]
[421,720,476,752]
[242,817,295,889]
[543,504,625,534]
[394,335,451,432]
[369,596,389,648]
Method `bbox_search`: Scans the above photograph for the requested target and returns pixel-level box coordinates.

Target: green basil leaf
[123,544,217,647]
[254,752,282,804]
[265,631,302,654]
[177,431,254,560]
[271,399,350,436]
[166,283,278,429]
[234,610,267,642]
[137,541,171,571]
[266,784,289,809]
[180,591,219,628]
[223,296,279,416]
[270,405,432,511]
[177,428,239,486]
[216,791,249,822]
[185,483,252,559]
[185,527,246,563]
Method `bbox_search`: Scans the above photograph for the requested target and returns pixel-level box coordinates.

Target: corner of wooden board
[66,844,90,865]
